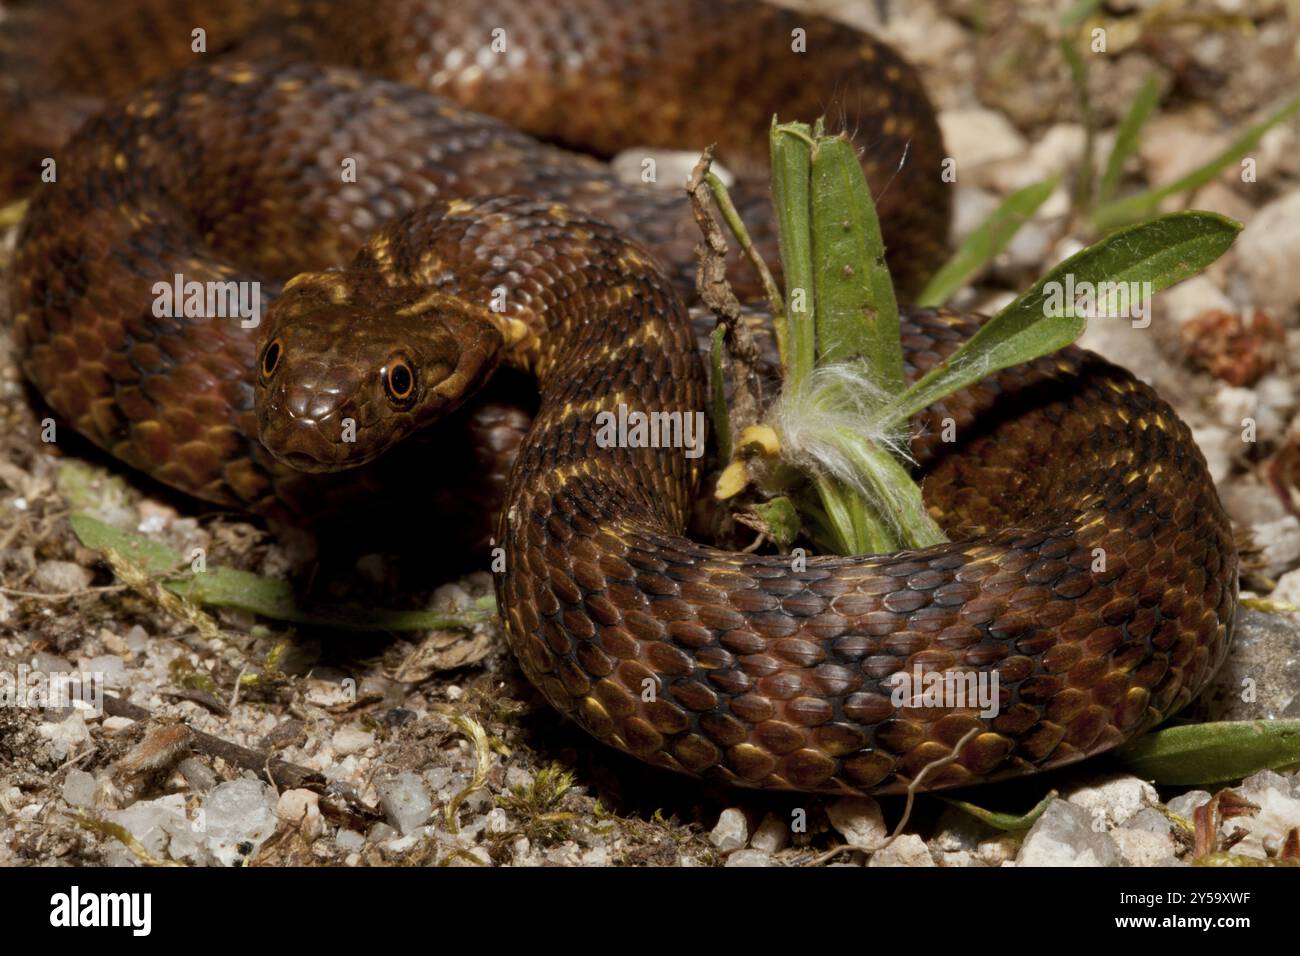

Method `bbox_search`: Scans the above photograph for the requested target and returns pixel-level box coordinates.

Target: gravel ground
[3,0,1300,867]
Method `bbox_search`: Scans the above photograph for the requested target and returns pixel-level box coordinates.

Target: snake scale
[4,0,1236,794]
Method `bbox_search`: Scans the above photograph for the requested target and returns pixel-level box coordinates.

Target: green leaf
[886,211,1241,428]
[1114,720,1300,785]
[770,120,818,387]
[749,496,802,550]
[68,513,494,631]
[940,791,1057,831]
[1098,75,1161,205]
[915,176,1060,307]
[1094,91,1300,230]
[809,135,903,395]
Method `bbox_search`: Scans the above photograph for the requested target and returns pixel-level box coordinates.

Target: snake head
[254,273,502,472]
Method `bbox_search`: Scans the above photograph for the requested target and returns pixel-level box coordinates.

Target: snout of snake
[5,0,1237,794]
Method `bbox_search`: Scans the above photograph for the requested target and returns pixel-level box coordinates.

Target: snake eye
[261,339,282,379]
[384,357,415,404]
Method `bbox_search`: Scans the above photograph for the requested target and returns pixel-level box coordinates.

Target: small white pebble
[725,849,771,867]
[331,725,375,756]
[826,797,888,851]
[335,829,365,852]
[136,514,167,534]
[276,789,323,841]
[750,812,790,853]
[709,808,749,852]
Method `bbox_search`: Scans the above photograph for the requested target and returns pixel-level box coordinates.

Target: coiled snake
[5,0,1236,793]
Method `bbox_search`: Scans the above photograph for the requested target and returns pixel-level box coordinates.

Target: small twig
[731,512,771,553]
[101,693,380,821]
[56,745,98,773]
[808,842,880,866]
[686,147,764,442]
[805,726,985,867]
[161,687,231,717]
[0,583,126,601]
[103,694,312,788]
[229,663,248,711]
[889,725,984,842]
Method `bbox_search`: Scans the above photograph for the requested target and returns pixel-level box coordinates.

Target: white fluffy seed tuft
[769,361,920,533]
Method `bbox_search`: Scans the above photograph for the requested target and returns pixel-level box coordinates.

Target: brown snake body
[5,0,1236,793]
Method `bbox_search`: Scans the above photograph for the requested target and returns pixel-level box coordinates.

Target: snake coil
[5,0,1236,793]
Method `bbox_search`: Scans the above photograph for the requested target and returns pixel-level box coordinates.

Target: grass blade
[1094,91,1300,230]
[69,513,494,631]
[915,176,1060,307]
[709,324,732,465]
[1098,75,1161,205]
[1059,36,1096,213]
[941,791,1057,831]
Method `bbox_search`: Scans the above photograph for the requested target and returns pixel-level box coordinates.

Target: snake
[4,0,1237,795]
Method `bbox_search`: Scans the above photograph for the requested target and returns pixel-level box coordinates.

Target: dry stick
[888,725,984,842]
[162,687,231,716]
[808,841,884,867]
[0,583,127,601]
[101,693,381,821]
[56,745,98,773]
[809,724,984,866]
[686,147,764,439]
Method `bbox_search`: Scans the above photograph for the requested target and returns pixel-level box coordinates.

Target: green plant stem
[709,324,732,464]
[705,172,785,320]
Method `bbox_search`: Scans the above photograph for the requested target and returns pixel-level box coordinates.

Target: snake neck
[349,197,709,527]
